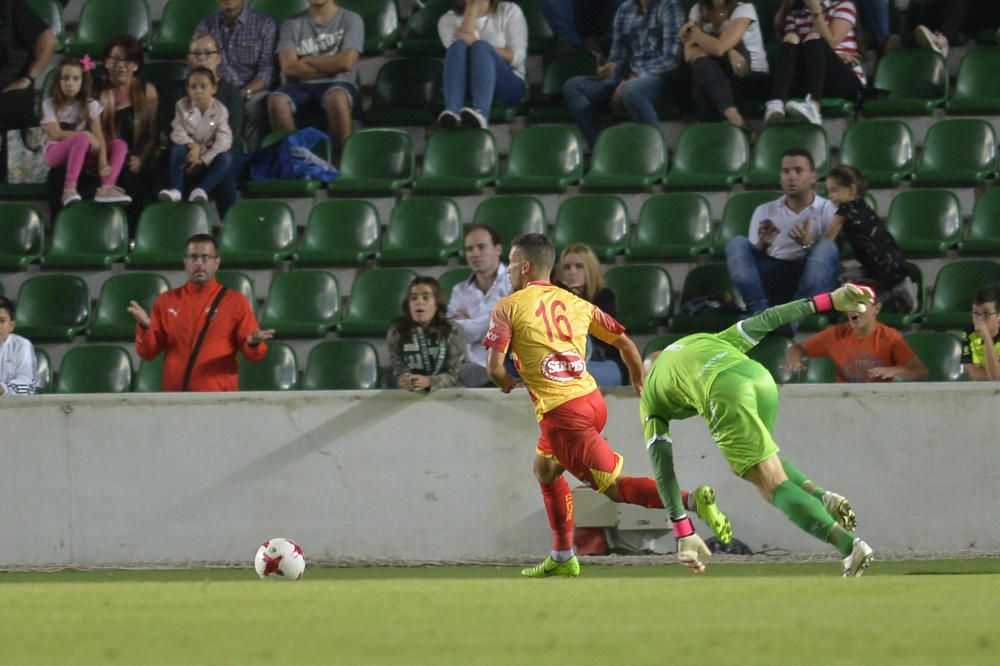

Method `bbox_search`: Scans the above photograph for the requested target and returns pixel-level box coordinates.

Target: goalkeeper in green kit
[642,283,875,577]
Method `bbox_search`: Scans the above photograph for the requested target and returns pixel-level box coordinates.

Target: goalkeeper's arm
[736,284,873,344]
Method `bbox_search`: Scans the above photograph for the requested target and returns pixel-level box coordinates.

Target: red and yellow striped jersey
[484,282,626,421]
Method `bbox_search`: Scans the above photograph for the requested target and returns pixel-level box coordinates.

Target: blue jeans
[168,145,236,216]
[856,0,890,46]
[562,73,668,150]
[725,236,839,315]
[443,40,526,122]
[539,0,581,46]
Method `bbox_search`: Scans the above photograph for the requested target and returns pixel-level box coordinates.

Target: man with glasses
[128,234,273,391]
[962,285,1000,382]
[195,0,277,150]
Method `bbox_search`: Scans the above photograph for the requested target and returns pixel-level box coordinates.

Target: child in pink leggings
[40,57,131,208]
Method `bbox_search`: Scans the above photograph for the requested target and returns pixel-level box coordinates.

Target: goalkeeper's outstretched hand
[677,534,711,574]
[832,283,875,313]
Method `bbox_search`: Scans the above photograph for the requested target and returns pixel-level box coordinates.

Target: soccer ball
[254,538,306,581]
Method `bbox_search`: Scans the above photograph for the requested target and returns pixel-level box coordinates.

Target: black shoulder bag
[182,287,228,391]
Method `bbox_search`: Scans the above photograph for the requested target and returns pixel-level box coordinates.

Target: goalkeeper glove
[673,516,711,574]
[811,283,874,314]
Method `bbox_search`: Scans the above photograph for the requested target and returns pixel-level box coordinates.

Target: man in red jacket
[128,233,273,391]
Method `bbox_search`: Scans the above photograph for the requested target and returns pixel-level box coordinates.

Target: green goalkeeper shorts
[706,360,781,476]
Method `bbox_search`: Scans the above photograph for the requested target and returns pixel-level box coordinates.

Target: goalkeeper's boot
[842,538,874,577]
[823,491,857,531]
[521,555,581,578]
[692,485,733,544]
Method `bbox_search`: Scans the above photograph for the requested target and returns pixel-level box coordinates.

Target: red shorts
[536,390,624,493]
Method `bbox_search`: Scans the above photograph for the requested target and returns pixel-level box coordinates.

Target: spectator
[436,0,528,129]
[909,0,970,57]
[159,67,235,216]
[0,296,38,397]
[448,224,513,387]
[785,282,928,382]
[725,148,839,315]
[539,0,582,52]
[824,165,918,314]
[40,57,131,208]
[553,243,626,386]
[128,233,273,392]
[0,0,57,136]
[195,0,277,151]
[268,0,363,166]
[387,277,467,393]
[563,0,685,150]
[682,0,770,129]
[780,0,896,54]
[961,285,1000,382]
[764,0,865,127]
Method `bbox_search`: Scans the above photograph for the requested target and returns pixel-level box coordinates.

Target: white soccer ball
[254,538,306,581]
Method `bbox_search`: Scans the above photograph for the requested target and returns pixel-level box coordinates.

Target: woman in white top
[681,0,770,129]
[437,0,528,129]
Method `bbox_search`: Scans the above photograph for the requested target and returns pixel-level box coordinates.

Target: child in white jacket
[0,297,38,397]
[159,67,234,212]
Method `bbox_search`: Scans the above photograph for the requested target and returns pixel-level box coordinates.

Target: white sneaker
[94,185,132,204]
[914,25,949,57]
[764,99,785,125]
[786,95,822,125]
[823,491,857,531]
[437,109,459,129]
[459,106,487,129]
[158,189,181,203]
[188,188,208,203]
[842,538,874,577]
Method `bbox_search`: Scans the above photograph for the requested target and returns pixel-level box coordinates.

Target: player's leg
[521,439,580,578]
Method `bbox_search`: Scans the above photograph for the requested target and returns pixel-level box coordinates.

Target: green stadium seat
[150,0,217,58]
[301,340,380,390]
[629,193,712,261]
[338,0,400,53]
[127,202,211,269]
[877,262,925,329]
[747,335,795,384]
[337,267,417,336]
[496,125,583,193]
[947,49,1000,115]
[902,331,964,382]
[34,347,51,394]
[0,203,44,269]
[552,195,629,261]
[398,0,449,55]
[863,50,948,116]
[744,124,830,188]
[439,267,472,299]
[669,264,745,332]
[43,203,127,268]
[530,53,598,122]
[923,260,1000,330]
[515,0,554,54]
[363,58,443,126]
[838,120,915,188]
[642,334,684,360]
[327,129,415,197]
[795,355,837,384]
[911,119,997,187]
[89,273,171,341]
[55,345,133,394]
[662,123,750,190]
[962,189,1000,256]
[712,191,781,257]
[604,265,672,333]
[218,201,297,267]
[133,353,164,392]
[380,197,463,266]
[215,270,256,306]
[472,196,547,245]
[258,270,341,337]
[65,0,151,56]
[413,128,497,195]
[239,341,299,391]
[14,275,89,342]
[249,0,309,24]
[295,199,380,266]
[580,123,668,192]
[243,131,330,198]
[884,190,961,257]
[24,0,63,51]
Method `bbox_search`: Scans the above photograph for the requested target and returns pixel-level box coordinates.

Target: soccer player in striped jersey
[641,284,875,576]
[484,233,731,578]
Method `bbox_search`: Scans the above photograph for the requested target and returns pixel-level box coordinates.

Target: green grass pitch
[2,560,998,665]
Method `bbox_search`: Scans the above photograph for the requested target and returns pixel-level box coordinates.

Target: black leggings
[770,38,862,103]
[690,54,770,122]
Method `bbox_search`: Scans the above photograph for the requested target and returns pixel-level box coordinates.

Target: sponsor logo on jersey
[539,350,586,382]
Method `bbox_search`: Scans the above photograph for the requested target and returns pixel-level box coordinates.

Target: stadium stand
[662,122,750,190]
[217,201,297,268]
[55,344,134,394]
[238,341,300,391]
[258,270,342,337]
[603,264,672,333]
[579,123,668,193]
[0,203,44,269]
[65,0,151,56]
[551,194,629,260]
[378,196,463,265]
[628,193,713,261]
[902,331,965,382]
[295,199,381,266]
[89,272,171,341]
[412,128,498,195]
[301,340,380,390]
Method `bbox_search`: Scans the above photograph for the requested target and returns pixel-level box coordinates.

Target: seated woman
[436,0,528,129]
[554,243,626,387]
[682,0,770,130]
[765,0,865,127]
[387,277,467,393]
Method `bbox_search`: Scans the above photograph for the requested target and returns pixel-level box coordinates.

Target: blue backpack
[248,127,338,183]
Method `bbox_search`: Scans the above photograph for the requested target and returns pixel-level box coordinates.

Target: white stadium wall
[1,383,999,566]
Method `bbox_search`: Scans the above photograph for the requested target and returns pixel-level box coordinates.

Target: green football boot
[520,555,581,578]
[693,485,733,544]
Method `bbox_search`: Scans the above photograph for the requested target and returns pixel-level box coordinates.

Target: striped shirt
[784,0,865,85]
[195,5,277,88]
[608,0,684,78]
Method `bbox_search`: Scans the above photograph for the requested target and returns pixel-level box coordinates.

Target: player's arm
[610,334,644,396]
[486,348,516,392]
[483,302,516,392]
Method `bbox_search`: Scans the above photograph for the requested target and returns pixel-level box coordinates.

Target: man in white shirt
[0,297,38,396]
[448,224,512,387]
[725,148,840,315]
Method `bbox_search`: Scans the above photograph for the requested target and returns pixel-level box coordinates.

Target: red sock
[540,476,574,552]
[615,477,691,510]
